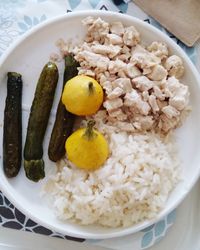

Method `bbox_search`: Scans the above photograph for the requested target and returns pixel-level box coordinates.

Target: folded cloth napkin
[134,0,200,47]
[0,1,198,250]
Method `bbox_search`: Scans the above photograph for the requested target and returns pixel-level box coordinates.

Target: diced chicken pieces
[159,114,179,133]
[78,68,95,77]
[123,26,140,47]
[101,80,113,95]
[165,55,184,78]
[106,34,123,45]
[81,42,92,52]
[153,85,165,100]
[71,17,190,134]
[108,109,127,121]
[124,89,140,107]
[169,85,189,110]
[169,96,188,111]
[112,78,132,93]
[142,91,150,102]
[147,42,168,60]
[124,90,151,115]
[166,76,180,91]
[133,115,154,130]
[91,44,121,58]
[102,72,117,83]
[157,100,168,110]
[103,98,123,111]
[82,16,95,26]
[164,76,189,110]
[99,73,107,84]
[117,54,130,62]
[114,121,135,132]
[107,87,124,99]
[125,64,141,78]
[121,45,131,54]
[133,76,153,91]
[75,51,109,71]
[108,59,126,74]
[147,65,167,81]
[162,105,180,119]
[143,68,152,75]
[137,101,151,116]
[164,76,181,97]
[131,45,161,69]
[116,46,131,62]
[110,22,124,36]
[148,95,159,113]
[83,17,109,42]
[118,70,128,78]
[92,110,108,123]
[140,116,154,130]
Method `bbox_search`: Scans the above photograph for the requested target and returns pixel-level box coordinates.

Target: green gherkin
[48,54,79,162]
[3,72,22,178]
[24,62,58,182]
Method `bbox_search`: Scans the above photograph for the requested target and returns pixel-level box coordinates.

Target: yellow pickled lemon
[62,75,103,116]
[65,120,109,170]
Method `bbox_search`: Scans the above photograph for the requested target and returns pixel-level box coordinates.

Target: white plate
[0,10,200,239]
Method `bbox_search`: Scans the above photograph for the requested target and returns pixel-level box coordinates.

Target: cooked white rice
[43,129,180,227]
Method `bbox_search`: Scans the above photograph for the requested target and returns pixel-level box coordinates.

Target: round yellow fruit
[62,75,103,116]
[65,121,109,171]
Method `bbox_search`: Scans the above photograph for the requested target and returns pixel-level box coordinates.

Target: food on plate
[44,129,179,227]
[164,55,184,78]
[60,16,189,135]
[48,54,79,162]
[24,62,58,182]
[3,72,22,177]
[65,120,109,170]
[43,17,191,227]
[61,75,103,116]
